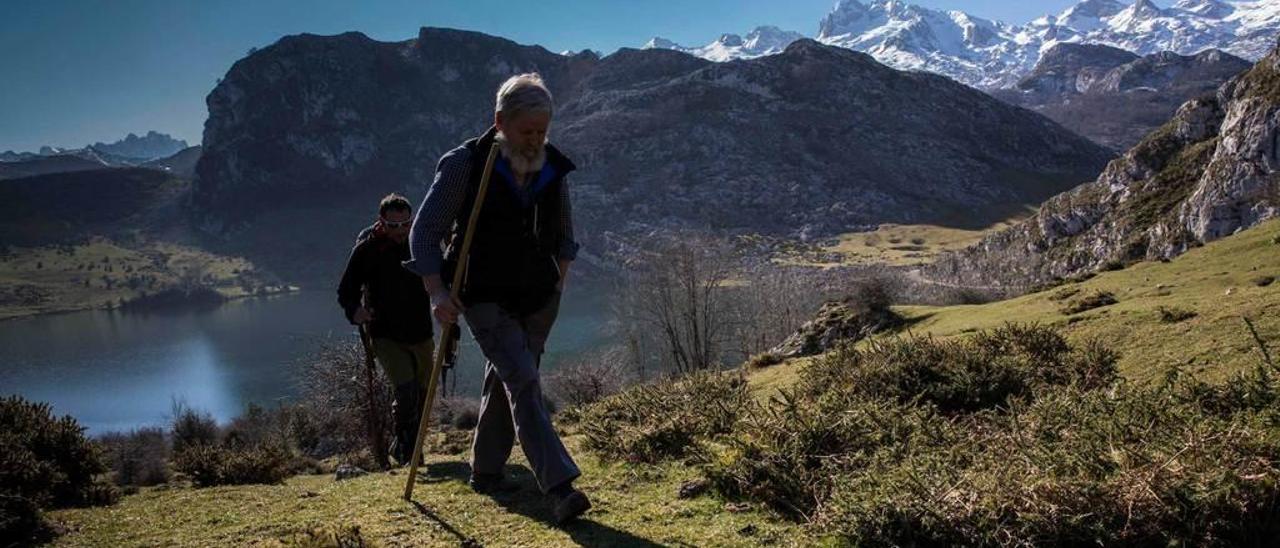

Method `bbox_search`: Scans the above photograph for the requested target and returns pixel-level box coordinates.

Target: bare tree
[619,235,737,375]
[723,265,829,362]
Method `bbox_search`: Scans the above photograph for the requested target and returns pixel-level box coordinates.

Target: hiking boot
[551,488,591,524]
[391,382,424,466]
[469,472,520,494]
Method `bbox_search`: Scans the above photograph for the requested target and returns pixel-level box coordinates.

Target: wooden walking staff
[403,141,501,500]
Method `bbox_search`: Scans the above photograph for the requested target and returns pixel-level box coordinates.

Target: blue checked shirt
[403,145,580,278]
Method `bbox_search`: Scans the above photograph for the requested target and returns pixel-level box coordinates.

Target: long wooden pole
[403,142,501,500]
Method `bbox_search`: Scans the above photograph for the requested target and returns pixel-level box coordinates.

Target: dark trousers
[463,291,580,493]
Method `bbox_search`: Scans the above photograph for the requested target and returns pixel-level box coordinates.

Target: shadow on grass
[410,461,666,547]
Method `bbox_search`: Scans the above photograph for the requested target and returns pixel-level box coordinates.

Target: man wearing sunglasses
[337,193,434,465]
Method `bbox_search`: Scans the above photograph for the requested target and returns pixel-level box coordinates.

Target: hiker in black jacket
[337,193,433,465]
[403,73,590,524]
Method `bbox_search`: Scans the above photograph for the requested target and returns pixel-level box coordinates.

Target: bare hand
[353,306,374,324]
[430,290,464,325]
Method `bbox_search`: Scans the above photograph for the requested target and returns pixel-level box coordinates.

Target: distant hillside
[927,37,1280,287]
[193,28,1111,280]
[142,146,202,179]
[0,168,190,246]
[994,43,1252,150]
[0,155,111,180]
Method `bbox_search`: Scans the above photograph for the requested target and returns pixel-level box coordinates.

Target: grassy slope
[781,216,1029,268]
[767,219,1280,390]
[50,443,807,547]
[43,222,1279,547]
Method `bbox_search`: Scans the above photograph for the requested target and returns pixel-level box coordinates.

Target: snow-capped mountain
[815,0,1038,88]
[643,26,806,62]
[643,0,1280,89]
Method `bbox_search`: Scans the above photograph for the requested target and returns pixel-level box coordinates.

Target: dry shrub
[547,346,630,409]
[169,399,218,453]
[1158,305,1198,323]
[744,351,784,369]
[703,325,1280,546]
[0,395,119,509]
[98,427,170,487]
[1059,290,1118,315]
[798,324,1118,414]
[296,340,394,463]
[281,524,375,547]
[579,371,749,464]
[173,443,291,487]
[434,396,480,430]
[0,396,118,545]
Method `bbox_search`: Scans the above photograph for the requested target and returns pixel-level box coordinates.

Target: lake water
[0,288,611,434]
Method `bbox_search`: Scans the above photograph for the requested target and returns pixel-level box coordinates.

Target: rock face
[193,29,1111,278]
[994,43,1252,150]
[927,39,1280,287]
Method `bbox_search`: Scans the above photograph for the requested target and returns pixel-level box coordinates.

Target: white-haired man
[404,73,589,524]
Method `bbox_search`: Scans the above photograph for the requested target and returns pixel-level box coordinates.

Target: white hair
[495,73,553,118]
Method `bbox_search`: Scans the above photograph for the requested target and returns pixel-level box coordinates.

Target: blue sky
[1,0,1142,152]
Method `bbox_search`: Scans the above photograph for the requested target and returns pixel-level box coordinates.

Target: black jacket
[337,232,433,344]
[442,127,575,315]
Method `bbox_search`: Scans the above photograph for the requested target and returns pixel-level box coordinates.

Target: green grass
[785,217,1028,268]
[760,219,1280,390]
[48,438,808,547]
[0,239,286,320]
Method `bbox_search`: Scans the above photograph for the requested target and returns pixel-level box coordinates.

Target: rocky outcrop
[771,298,901,358]
[192,28,1112,279]
[995,44,1251,150]
[927,38,1280,288]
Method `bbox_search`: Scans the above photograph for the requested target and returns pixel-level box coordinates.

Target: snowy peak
[1172,0,1232,19]
[642,25,804,62]
[644,0,1279,89]
[1061,0,1128,20]
[717,33,744,47]
[643,37,680,50]
[1053,0,1127,31]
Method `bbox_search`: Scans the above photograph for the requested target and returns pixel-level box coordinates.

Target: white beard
[495,131,547,175]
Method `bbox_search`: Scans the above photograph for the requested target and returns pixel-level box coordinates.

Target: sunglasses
[381,218,412,228]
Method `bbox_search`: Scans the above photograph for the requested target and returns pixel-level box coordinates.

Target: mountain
[643,26,807,62]
[644,0,1280,90]
[992,43,1252,150]
[815,0,1036,88]
[193,28,1111,280]
[926,37,1280,287]
[90,131,189,162]
[2,132,190,167]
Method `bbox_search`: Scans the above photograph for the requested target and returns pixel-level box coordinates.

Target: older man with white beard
[403,73,589,524]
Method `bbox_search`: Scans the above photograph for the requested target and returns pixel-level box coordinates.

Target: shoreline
[0,284,304,322]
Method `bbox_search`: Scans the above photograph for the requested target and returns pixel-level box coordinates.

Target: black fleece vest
[442,127,575,314]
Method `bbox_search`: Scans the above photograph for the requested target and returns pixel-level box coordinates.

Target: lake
[0,288,612,434]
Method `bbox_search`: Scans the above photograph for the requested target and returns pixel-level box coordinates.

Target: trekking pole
[357,323,389,469]
[403,141,501,501]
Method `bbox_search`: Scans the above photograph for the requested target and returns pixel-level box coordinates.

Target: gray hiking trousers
[463,290,580,493]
